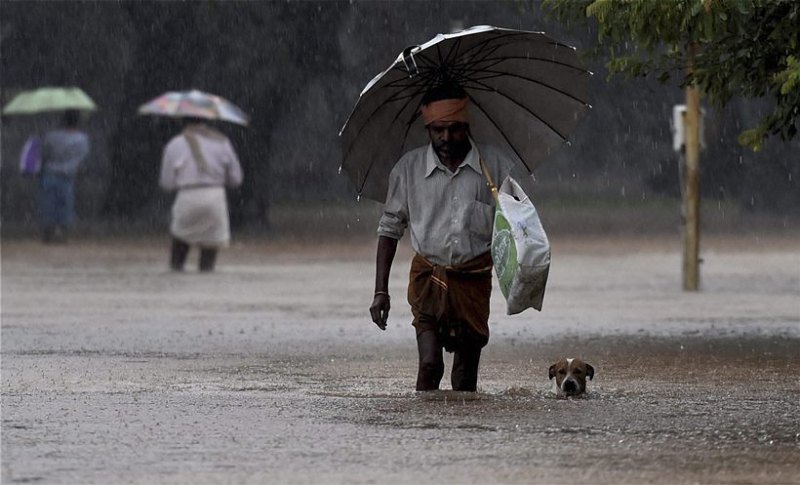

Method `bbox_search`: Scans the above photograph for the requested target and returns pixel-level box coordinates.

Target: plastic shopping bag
[491,176,550,315]
[19,135,42,176]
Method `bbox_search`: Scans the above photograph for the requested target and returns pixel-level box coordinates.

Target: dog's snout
[563,379,577,393]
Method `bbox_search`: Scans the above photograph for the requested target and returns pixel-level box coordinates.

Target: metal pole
[683,44,701,291]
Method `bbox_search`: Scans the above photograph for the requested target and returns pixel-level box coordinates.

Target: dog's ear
[586,364,595,380]
[548,364,556,380]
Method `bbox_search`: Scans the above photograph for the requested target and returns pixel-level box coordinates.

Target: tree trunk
[683,44,701,291]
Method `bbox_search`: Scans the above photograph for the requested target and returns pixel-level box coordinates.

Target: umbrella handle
[401,46,420,77]
[478,157,499,201]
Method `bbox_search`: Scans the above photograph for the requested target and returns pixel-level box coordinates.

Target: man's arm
[370,235,398,330]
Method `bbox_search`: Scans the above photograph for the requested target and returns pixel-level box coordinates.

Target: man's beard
[434,139,471,160]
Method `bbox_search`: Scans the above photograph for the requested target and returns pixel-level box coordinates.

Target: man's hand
[370,293,390,330]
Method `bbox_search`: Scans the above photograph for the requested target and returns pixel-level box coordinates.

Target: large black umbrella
[339,25,591,202]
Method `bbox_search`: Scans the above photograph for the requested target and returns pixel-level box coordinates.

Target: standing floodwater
[2,236,799,483]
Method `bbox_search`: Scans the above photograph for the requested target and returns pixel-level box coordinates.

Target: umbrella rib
[342,62,439,140]
[345,62,439,127]
[464,34,575,60]
[464,55,591,76]
[403,32,585,91]
[358,76,431,124]
[352,75,436,197]
[431,39,494,82]
[453,32,526,63]
[450,43,590,106]
[454,32,545,72]
[454,34,585,84]
[417,37,501,86]
[413,45,504,89]
[356,103,423,198]
[461,38,508,63]
[442,38,463,75]
[343,82,429,188]
[463,70,589,106]
[467,94,533,173]
[443,48,591,107]
[466,76,572,144]
[382,65,442,89]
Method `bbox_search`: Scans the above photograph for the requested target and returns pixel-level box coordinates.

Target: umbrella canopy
[137,89,249,126]
[339,25,591,202]
[2,87,97,115]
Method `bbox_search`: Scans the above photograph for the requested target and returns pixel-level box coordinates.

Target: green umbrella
[2,87,97,115]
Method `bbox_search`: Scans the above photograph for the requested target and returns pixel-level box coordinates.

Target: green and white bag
[480,159,550,315]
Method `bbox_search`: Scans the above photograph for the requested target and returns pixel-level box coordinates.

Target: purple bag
[19,135,42,175]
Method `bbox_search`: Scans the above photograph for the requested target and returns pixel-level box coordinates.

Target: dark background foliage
[2,1,797,236]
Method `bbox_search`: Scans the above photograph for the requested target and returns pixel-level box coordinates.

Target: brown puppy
[549,358,595,396]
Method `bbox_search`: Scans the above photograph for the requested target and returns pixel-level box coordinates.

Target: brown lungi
[408,252,493,352]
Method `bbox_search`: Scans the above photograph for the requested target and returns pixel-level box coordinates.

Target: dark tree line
[2,1,797,233]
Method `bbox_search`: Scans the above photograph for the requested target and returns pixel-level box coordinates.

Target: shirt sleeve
[376,161,409,240]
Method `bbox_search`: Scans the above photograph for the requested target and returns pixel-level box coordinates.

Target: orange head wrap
[420,97,470,126]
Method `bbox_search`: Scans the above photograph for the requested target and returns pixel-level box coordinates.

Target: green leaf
[738,127,765,152]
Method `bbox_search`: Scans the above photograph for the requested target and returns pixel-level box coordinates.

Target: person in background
[159,118,243,272]
[369,83,517,392]
[39,109,90,243]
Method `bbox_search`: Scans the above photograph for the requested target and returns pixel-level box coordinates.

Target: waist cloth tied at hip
[408,252,493,352]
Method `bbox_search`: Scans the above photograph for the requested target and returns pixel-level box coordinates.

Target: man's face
[427,121,470,161]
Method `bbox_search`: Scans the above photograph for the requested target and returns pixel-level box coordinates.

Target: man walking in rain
[370,83,516,392]
[39,109,90,243]
[159,118,243,272]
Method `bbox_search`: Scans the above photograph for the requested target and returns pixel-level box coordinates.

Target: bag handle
[183,131,210,174]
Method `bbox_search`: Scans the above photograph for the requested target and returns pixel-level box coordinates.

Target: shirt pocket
[468,200,495,241]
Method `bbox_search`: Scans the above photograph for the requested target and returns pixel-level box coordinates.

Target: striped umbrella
[137,89,249,126]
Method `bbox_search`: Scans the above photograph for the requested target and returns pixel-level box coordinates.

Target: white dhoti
[170,186,230,247]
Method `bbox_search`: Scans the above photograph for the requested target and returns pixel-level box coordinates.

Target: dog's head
[549,358,595,396]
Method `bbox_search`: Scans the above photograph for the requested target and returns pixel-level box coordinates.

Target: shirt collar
[425,141,481,177]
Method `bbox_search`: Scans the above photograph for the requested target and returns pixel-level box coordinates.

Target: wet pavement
[2,236,799,484]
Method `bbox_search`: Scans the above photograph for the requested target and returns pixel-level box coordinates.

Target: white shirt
[159,124,243,191]
[378,142,516,266]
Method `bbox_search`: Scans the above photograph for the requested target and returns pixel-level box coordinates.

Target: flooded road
[2,235,799,483]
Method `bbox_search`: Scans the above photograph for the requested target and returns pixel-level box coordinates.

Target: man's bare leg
[170,238,190,271]
[416,330,444,391]
[451,344,481,391]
